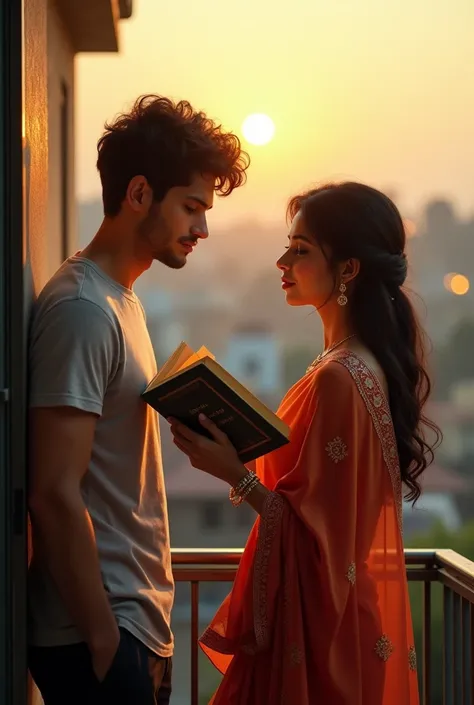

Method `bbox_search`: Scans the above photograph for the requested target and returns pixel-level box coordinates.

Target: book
[142,341,290,463]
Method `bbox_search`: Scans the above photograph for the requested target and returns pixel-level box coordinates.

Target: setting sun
[241,113,275,146]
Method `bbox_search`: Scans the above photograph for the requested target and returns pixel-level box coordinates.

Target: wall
[24,2,75,703]
[46,1,75,270]
[23,0,75,307]
[24,0,48,700]
[24,0,48,580]
[23,0,49,304]
[24,4,47,702]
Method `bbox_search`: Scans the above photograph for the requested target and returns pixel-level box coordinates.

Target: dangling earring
[337,282,348,306]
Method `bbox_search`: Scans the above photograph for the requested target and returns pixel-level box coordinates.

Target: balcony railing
[172,548,474,705]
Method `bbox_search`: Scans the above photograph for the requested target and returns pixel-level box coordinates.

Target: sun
[241,113,275,146]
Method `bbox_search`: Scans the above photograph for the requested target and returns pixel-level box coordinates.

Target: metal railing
[172,548,474,705]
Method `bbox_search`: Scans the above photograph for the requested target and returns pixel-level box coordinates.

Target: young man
[27,95,249,705]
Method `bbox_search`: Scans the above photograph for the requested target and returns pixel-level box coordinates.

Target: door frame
[0,1,27,704]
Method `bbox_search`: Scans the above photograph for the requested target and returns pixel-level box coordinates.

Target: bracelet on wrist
[229,470,260,507]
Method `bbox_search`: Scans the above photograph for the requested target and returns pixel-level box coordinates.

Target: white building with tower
[223,322,283,407]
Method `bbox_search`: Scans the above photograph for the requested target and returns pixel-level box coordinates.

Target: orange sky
[76,0,474,226]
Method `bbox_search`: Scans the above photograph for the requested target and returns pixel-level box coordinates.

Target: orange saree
[200,350,419,704]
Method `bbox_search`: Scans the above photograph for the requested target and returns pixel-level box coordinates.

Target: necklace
[306,334,356,374]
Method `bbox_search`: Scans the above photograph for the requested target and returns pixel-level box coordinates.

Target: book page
[177,345,215,373]
[146,341,194,390]
[142,355,291,463]
[205,358,290,437]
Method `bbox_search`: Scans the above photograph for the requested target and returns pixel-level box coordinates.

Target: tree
[407,520,474,705]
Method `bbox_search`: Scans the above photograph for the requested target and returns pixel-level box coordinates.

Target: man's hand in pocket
[90,623,121,682]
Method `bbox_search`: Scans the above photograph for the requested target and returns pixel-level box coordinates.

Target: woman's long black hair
[288,182,440,502]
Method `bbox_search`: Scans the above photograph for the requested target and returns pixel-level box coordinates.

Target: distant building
[402,396,474,539]
[409,199,474,344]
[167,463,254,550]
[403,463,469,539]
[138,282,240,362]
[430,400,474,464]
[223,322,284,403]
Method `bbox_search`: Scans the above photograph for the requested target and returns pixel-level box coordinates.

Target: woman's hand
[168,414,247,487]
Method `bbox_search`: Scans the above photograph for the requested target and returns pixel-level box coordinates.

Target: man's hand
[29,407,119,655]
[90,623,121,682]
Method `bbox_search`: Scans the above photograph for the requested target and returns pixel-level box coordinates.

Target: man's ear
[125,176,153,213]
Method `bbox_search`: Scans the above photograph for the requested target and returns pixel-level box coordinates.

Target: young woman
[169,182,439,704]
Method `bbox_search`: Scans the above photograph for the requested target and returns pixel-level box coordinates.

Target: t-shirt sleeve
[29,298,121,415]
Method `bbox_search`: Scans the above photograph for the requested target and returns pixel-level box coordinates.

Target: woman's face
[276,212,336,308]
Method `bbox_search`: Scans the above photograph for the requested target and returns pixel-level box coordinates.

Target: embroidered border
[253,491,286,650]
[199,492,285,656]
[331,350,403,534]
[202,351,402,659]
[199,625,235,654]
[408,645,417,671]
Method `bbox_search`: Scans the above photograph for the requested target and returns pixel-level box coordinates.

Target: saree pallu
[200,350,419,705]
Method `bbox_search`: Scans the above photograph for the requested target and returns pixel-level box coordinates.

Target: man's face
[138,173,215,269]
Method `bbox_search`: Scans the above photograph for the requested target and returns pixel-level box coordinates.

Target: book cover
[142,360,289,464]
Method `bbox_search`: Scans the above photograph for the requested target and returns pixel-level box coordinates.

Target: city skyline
[76,0,474,227]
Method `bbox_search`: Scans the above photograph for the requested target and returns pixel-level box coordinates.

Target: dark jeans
[28,628,172,705]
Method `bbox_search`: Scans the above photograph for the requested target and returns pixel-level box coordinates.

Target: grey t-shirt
[27,255,174,657]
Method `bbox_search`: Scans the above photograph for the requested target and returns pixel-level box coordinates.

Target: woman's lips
[282,280,295,290]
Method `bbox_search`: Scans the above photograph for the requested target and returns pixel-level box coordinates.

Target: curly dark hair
[288,182,441,503]
[97,95,250,216]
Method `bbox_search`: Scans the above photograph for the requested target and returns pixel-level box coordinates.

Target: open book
[142,342,290,464]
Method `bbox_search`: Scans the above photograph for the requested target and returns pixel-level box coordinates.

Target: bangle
[239,474,260,502]
[232,470,256,495]
[229,471,260,507]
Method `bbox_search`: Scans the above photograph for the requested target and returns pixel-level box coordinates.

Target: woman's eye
[184,205,196,214]
[285,245,306,255]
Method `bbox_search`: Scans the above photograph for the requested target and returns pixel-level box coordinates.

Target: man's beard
[155,248,186,270]
[138,205,186,270]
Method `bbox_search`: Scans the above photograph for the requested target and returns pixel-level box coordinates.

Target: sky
[76,0,474,228]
